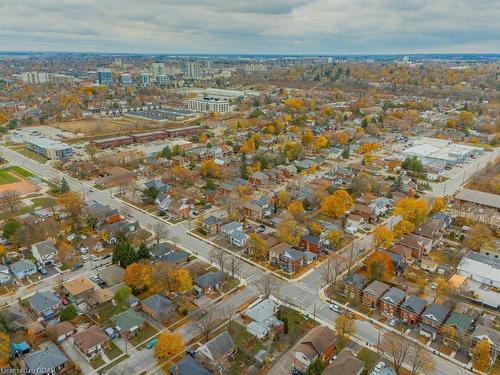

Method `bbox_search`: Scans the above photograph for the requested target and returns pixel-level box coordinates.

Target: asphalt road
[0,145,472,375]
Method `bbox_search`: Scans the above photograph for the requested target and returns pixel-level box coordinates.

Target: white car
[375,362,385,371]
[330,304,341,313]
[80,254,88,261]
[90,275,100,282]
[90,255,98,261]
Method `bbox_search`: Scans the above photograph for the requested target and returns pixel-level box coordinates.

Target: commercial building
[26,137,73,160]
[401,137,483,168]
[182,62,202,78]
[97,69,113,86]
[20,71,49,84]
[119,73,133,85]
[187,97,230,113]
[139,72,153,86]
[458,251,500,288]
[155,74,169,85]
[152,62,166,77]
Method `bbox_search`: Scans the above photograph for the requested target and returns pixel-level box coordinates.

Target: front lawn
[128,322,158,347]
[357,347,379,372]
[94,305,126,328]
[277,306,315,339]
[104,341,122,360]
[90,355,105,369]
[14,147,48,164]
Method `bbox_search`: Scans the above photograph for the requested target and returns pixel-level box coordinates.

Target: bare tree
[210,246,226,272]
[228,256,242,280]
[256,274,280,298]
[152,222,168,244]
[0,190,20,213]
[194,306,218,341]
[320,253,345,298]
[380,332,412,374]
[408,343,434,375]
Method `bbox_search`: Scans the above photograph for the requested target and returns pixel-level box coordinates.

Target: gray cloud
[0,0,498,53]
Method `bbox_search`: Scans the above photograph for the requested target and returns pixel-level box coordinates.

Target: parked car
[90,255,98,261]
[255,225,266,233]
[71,263,84,271]
[104,327,116,339]
[330,304,341,313]
[90,275,100,283]
[60,298,69,306]
[80,255,88,261]
[389,318,398,327]
[37,266,48,275]
[146,338,158,349]
[14,280,21,288]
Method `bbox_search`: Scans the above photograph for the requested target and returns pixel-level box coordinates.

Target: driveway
[61,339,94,374]
[268,345,295,375]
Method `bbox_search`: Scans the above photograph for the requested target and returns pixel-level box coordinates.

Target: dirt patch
[0,171,38,195]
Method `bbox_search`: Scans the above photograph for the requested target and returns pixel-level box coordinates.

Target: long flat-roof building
[458,252,500,288]
[187,97,229,113]
[26,137,73,160]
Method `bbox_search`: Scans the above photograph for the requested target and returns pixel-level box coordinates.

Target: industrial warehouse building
[401,137,483,168]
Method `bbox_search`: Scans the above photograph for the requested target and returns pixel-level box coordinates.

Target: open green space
[128,322,158,347]
[0,169,19,184]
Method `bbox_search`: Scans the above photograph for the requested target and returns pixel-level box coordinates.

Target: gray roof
[221,221,241,234]
[158,251,188,264]
[282,248,305,261]
[142,294,173,313]
[455,188,500,209]
[10,259,36,274]
[203,330,236,361]
[381,287,406,305]
[422,303,449,323]
[473,324,500,348]
[113,308,145,331]
[445,312,474,332]
[149,242,175,258]
[245,299,277,323]
[401,295,427,314]
[202,215,221,226]
[344,273,367,289]
[195,271,225,289]
[32,240,57,256]
[363,280,390,298]
[230,229,249,241]
[169,355,212,375]
[24,343,67,371]
[28,291,60,313]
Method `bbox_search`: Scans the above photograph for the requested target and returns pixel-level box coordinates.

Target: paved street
[0,145,472,375]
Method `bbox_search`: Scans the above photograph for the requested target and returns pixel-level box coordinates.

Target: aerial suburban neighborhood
[0,3,499,375]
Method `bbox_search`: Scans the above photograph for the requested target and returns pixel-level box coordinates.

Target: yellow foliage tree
[335,313,355,344]
[155,331,184,361]
[393,219,414,238]
[287,200,304,218]
[173,269,193,292]
[249,232,267,259]
[200,160,221,179]
[276,219,304,246]
[240,138,256,153]
[124,262,152,292]
[373,225,394,248]
[324,230,342,250]
[277,190,292,209]
[335,131,349,145]
[284,97,304,112]
[309,222,322,236]
[283,114,292,122]
[301,130,314,146]
[314,135,329,149]
[0,331,9,367]
[321,190,353,218]
[472,340,490,372]
[394,197,428,225]
[431,198,445,213]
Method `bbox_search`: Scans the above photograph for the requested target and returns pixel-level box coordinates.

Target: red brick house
[362,280,389,310]
[249,171,269,186]
[294,326,336,371]
[299,235,322,254]
[400,295,427,325]
[379,287,406,318]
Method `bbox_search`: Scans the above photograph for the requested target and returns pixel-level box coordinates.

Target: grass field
[0,169,19,184]
[3,166,34,178]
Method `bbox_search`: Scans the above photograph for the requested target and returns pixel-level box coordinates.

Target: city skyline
[1,0,499,54]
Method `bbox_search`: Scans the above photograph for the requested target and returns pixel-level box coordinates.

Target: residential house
[47,321,75,343]
[396,233,432,259]
[389,245,413,264]
[196,330,237,370]
[342,274,367,301]
[279,248,315,274]
[412,219,445,246]
[10,259,36,279]
[101,220,139,243]
[369,197,393,217]
[243,298,283,339]
[113,309,146,338]
[142,180,173,196]
[346,214,364,233]
[0,265,11,284]
[400,295,427,325]
[294,326,336,371]
[421,258,438,273]
[299,235,322,254]
[149,242,176,259]
[380,287,406,318]
[169,355,212,375]
[229,229,249,248]
[249,171,269,186]
[73,325,109,358]
[353,203,375,222]
[24,343,68,374]
[159,251,188,266]
[362,280,390,310]
[87,288,114,308]
[471,323,500,363]
[220,222,242,240]
[62,277,95,303]
[444,312,474,335]
[81,236,104,253]
[420,304,450,340]
[28,291,60,320]
[31,239,57,267]
[323,347,364,375]
[243,196,272,220]
[194,271,226,294]
[142,294,175,322]
[156,197,191,218]
[98,264,125,286]
[201,215,223,235]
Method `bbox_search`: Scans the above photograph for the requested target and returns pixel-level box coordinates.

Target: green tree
[161,146,172,159]
[342,145,350,159]
[205,177,216,191]
[112,237,137,267]
[60,305,77,321]
[240,153,248,179]
[306,358,325,375]
[60,178,70,193]
[141,186,159,204]
[3,218,20,239]
[136,242,150,260]
[114,286,131,308]
[283,316,289,334]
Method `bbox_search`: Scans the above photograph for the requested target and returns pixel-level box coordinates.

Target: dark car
[71,263,84,271]
[186,348,196,357]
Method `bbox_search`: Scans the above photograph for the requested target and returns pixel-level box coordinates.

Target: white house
[31,239,57,267]
[10,259,37,279]
[229,230,249,248]
[0,265,11,284]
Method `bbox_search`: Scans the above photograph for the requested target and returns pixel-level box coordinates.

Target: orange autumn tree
[321,189,353,218]
[394,197,428,225]
[287,200,305,218]
[314,135,329,149]
[373,225,394,249]
[431,197,445,213]
[124,262,152,293]
[393,219,415,238]
[200,159,221,179]
[155,332,184,361]
[335,131,349,145]
[365,251,394,282]
[284,97,304,112]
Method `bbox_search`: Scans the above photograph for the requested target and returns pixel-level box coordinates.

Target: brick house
[243,196,272,220]
[396,233,432,259]
[299,235,322,254]
[342,274,367,301]
[420,303,450,340]
[141,294,175,322]
[294,326,336,371]
[73,326,109,358]
[400,295,427,325]
[379,287,406,318]
[201,215,223,235]
[249,171,269,186]
[362,280,390,310]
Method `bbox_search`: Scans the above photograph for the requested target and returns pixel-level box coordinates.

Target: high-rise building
[182,62,202,78]
[97,69,113,86]
[155,75,169,86]
[152,63,166,77]
[113,57,123,68]
[20,71,49,84]
[139,72,153,87]
[119,73,133,85]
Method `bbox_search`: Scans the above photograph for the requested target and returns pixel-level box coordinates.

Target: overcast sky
[1,0,499,54]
